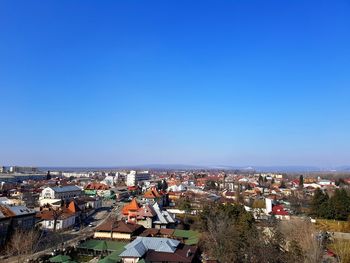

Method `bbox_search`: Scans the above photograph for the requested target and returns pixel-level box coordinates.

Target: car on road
[88,223,95,227]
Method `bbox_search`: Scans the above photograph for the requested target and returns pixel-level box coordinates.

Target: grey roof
[8,205,36,216]
[119,237,180,258]
[51,185,81,193]
[122,241,146,257]
[0,197,10,204]
[152,203,176,225]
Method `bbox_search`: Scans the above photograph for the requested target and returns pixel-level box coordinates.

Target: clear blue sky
[1,1,349,167]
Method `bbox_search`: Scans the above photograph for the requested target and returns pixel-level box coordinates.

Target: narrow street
[3,202,122,263]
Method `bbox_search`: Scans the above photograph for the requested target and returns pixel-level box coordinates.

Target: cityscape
[1,1,350,263]
[1,166,350,262]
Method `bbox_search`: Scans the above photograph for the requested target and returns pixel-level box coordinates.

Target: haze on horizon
[1,1,350,168]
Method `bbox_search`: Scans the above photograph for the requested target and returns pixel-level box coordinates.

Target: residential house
[143,187,167,206]
[122,198,176,229]
[272,204,290,220]
[122,198,140,217]
[80,196,102,209]
[152,203,176,229]
[85,182,111,197]
[129,204,156,228]
[168,183,187,192]
[140,228,175,238]
[119,237,198,263]
[94,219,144,240]
[37,201,81,230]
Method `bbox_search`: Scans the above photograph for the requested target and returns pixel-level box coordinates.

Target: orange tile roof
[67,201,80,213]
[143,187,162,199]
[122,198,140,215]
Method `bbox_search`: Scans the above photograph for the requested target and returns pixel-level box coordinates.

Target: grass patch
[173,229,201,245]
[316,219,350,233]
[329,239,350,262]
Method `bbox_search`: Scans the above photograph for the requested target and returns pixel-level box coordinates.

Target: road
[3,202,122,263]
[332,232,350,240]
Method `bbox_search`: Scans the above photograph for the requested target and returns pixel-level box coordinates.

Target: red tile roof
[85,183,110,190]
[136,205,157,218]
[140,228,175,237]
[272,205,289,216]
[37,209,75,220]
[95,219,144,234]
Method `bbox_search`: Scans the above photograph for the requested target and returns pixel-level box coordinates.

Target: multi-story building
[126,170,150,186]
[9,166,38,173]
[40,185,82,200]
[0,204,36,246]
[0,213,11,247]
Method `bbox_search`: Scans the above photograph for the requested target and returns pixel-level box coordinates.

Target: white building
[0,197,13,205]
[9,166,38,173]
[40,185,82,200]
[168,184,187,192]
[126,171,150,186]
[318,180,334,186]
[102,175,118,186]
[40,212,76,230]
[62,172,91,178]
[126,171,137,186]
[265,198,273,213]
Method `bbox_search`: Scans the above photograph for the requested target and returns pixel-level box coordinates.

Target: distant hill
[40,164,350,173]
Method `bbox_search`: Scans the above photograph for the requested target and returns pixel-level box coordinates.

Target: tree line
[198,202,324,263]
[310,188,350,221]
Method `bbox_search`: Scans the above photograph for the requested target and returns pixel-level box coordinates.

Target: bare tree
[52,208,63,232]
[5,228,40,263]
[279,218,323,263]
[201,212,241,262]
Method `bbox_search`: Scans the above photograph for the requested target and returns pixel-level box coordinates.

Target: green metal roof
[49,254,72,263]
[97,245,126,263]
[78,239,127,252]
[98,257,116,263]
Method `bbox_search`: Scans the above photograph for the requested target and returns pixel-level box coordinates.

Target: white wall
[265,198,272,213]
[42,216,75,230]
